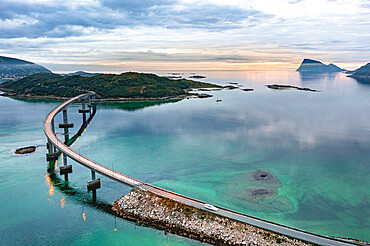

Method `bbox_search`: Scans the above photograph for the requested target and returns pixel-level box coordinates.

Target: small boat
[216,99,222,102]
[203,203,218,211]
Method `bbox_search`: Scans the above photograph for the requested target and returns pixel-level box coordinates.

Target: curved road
[44,93,357,246]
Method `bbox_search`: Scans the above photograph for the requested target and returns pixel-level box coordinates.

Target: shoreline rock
[189,75,206,79]
[223,85,239,89]
[15,146,36,154]
[266,84,319,92]
[112,189,313,246]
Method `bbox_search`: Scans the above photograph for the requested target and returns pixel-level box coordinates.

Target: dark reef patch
[15,146,36,154]
[252,170,280,185]
[245,188,276,199]
[215,170,294,213]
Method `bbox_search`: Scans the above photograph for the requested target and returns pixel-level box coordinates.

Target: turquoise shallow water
[0,71,369,245]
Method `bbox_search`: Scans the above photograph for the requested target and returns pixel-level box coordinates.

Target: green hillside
[0,72,220,99]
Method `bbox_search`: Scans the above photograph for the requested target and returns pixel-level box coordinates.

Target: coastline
[0,90,208,103]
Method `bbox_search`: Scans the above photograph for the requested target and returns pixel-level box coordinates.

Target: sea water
[0,71,369,245]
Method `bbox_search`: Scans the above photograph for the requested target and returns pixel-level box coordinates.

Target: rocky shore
[112,189,313,246]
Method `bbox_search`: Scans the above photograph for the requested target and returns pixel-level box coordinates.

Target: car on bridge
[203,203,218,211]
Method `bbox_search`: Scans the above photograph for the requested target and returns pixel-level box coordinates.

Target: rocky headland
[347,63,370,80]
[112,189,313,246]
[296,59,345,73]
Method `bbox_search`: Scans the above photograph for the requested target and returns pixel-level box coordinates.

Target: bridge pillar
[60,164,72,181]
[51,119,57,153]
[87,98,93,116]
[87,170,100,202]
[78,99,89,125]
[57,110,74,181]
[61,109,71,143]
[46,140,57,171]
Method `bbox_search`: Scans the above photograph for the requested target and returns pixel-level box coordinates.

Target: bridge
[44,93,357,246]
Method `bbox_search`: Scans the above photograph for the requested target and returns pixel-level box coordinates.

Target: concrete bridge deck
[43,93,357,246]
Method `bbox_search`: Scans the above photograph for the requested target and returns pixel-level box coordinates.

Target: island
[266,84,318,92]
[347,63,370,80]
[15,146,36,154]
[223,85,239,89]
[297,59,345,73]
[0,72,222,101]
[189,75,206,79]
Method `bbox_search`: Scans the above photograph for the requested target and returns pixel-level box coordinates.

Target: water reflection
[4,95,183,111]
[45,173,55,196]
[298,71,340,84]
[352,77,370,87]
[99,99,182,111]
[46,172,119,216]
[60,196,66,209]
[10,97,62,104]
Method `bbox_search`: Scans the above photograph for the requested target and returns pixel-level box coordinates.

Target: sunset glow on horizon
[0,0,368,72]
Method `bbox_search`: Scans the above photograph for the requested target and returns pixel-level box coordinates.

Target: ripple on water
[216,170,294,213]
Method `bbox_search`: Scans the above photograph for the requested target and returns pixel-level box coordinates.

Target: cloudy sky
[0,0,369,72]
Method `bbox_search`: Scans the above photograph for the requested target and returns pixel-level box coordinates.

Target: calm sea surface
[0,71,369,245]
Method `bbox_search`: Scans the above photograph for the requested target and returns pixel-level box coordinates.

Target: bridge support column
[87,170,100,203]
[60,164,72,181]
[46,140,57,172]
[57,110,74,181]
[51,119,57,153]
[87,99,92,116]
[62,110,70,144]
[78,99,89,125]
[59,110,74,145]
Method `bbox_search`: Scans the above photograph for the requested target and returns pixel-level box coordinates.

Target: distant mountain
[66,71,101,77]
[327,63,344,72]
[296,59,345,73]
[347,63,370,79]
[0,56,51,77]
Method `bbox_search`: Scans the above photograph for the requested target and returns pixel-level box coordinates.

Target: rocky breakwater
[112,189,312,246]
